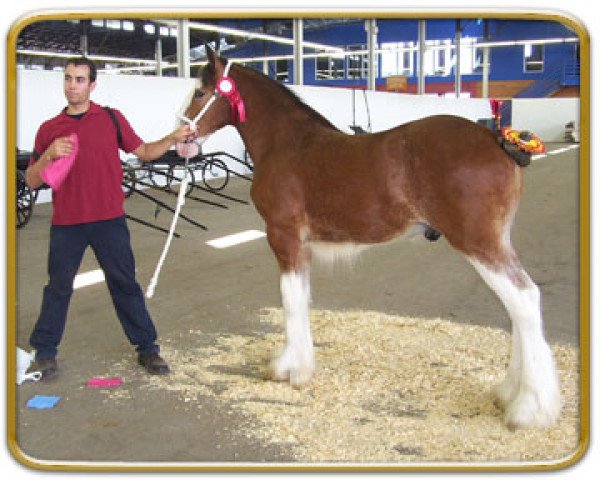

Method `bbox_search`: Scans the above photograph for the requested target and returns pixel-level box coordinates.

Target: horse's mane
[235,63,340,132]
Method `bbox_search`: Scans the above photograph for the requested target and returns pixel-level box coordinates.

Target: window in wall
[437,39,453,76]
[381,41,414,77]
[457,37,479,75]
[347,44,370,79]
[316,54,345,80]
[422,37,480,76]
[275,59,289,82]
[524,44,544,72]
[106,19,121,30]
[471,45,484,74]
[122,20,135,32]
[423,40,452,76]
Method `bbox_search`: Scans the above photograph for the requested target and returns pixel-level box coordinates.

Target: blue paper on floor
[26,395,61,409]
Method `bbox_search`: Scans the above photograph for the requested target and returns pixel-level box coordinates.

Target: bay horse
[181,48,561,429]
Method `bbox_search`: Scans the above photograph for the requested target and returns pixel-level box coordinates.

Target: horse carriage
[16,149,40,228]
[121,148,252,198]
[15,147,252,231]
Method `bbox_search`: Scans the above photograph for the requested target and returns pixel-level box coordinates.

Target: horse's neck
[235,71,328,164]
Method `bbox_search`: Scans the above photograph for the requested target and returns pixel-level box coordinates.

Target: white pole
[293,19,304,85]
[366,19,378,91]
[177,19,190,78]
[418,20,426,95]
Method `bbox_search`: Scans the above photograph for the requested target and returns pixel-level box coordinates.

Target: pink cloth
[40,133,79,190]
[176,141,200,158]
[86,377,123,388]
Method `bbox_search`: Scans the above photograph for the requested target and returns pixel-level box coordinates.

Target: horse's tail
[500,140,532,167]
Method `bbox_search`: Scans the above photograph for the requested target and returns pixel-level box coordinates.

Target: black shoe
[138,352,170,375]
[29,358,58,381]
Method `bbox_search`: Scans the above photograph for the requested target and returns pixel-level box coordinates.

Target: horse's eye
[194,89,206,99]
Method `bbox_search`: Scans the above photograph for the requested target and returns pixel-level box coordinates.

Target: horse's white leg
[270,268,315,386]
[492,320,521,410]
[469,258,561,428]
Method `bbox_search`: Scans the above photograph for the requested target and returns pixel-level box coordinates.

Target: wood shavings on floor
[135,309,581,464]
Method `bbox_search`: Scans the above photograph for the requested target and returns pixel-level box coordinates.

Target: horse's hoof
[269,351,314,387]
[503,387,561,429]
[289,366,314,388]
[491,378,519,410]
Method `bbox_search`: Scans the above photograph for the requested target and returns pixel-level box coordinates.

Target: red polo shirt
[31,101,143,225]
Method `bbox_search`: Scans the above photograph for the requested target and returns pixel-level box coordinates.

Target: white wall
[17,70,196,154]
[17,70,491,157]
[510,98,579,142]
[290,85,491,133]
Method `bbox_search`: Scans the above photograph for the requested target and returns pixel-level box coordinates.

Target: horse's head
[181,47,239,145]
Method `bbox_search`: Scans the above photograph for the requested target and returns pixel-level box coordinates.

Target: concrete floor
[13,145,580,466]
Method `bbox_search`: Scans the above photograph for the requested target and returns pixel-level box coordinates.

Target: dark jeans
[30,215,159,361]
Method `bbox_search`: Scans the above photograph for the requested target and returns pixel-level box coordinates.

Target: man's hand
[134,124,198,162]
[169,124,197,145]
[25,135,76,188]
[47,136,75,160]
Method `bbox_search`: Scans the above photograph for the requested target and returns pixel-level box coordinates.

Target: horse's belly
[309,241,371,264]
[306,198,415,245]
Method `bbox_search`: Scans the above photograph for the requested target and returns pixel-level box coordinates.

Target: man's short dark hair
[65,56,97,83]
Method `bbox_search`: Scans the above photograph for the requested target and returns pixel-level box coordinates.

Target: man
[25,56,195,379]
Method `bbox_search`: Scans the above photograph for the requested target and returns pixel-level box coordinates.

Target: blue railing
[515,62,580,98]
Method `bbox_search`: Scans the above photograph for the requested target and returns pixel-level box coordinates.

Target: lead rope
[145,155,190,298]
[146,61,234,299]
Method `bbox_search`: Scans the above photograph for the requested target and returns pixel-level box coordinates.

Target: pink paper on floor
[86,376,123,388]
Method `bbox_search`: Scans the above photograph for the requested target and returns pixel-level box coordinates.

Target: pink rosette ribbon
[40,133,79,190]
[216,76,247,124]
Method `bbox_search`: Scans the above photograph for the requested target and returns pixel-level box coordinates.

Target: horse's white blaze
[468,258,561,427]
[272,271,315,386]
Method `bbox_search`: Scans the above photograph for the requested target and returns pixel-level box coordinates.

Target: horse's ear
[205,43,226,77]
[205,43,216,65]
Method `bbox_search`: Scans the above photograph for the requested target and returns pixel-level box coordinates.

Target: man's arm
[133,125,195,162]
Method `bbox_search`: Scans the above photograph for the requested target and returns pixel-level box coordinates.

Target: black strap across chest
[104,106,123,147]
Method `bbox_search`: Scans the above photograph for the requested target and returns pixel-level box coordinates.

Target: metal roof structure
[15,18,352,72]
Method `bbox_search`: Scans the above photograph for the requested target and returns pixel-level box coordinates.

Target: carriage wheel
[122,169,138,198]
[16,170,34,228]
[165,165,178,192]
[201,158,229,192]
[167,166,195,196]
[148,166,167,190]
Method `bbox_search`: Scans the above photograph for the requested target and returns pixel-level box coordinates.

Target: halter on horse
[180,47,561,430]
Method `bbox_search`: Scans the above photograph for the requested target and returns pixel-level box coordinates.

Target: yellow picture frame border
[5,7,591,473]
